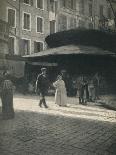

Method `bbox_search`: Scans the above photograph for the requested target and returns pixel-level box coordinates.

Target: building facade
[0,0,115,57]
[53,0,115,32]
[0,0,50,56]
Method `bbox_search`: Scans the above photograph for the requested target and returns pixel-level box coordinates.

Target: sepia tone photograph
[0,0,116,155]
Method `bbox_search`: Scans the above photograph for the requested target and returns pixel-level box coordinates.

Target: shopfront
[24,45,116,94]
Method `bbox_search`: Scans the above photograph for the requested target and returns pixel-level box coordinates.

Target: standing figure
[35,68,50,108]
[83,77,89,103]
[28,81,34,95]
[53,75,67,107]
[60,70,71,97]
[1,71,15,119]
[93,73,100,100]
[78,76,85,104]
[88,79,95,102]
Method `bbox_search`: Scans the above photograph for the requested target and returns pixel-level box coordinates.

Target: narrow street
[0,94,116,155]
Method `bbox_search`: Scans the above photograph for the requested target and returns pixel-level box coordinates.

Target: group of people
[35,68,100,108]
[0,68,100,119]
[77,74,100,105]
[35,68,67,108]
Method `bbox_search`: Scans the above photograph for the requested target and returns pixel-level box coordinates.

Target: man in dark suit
[35,68,50,108]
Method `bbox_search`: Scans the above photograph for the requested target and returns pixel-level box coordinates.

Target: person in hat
[53,75,67,107]
[35,68,50,108]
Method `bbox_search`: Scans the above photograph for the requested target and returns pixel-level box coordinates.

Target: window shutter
[60,0,66,8]
[8,9,15,27]
[40,42,43,51]
[24,13,30,30]
[37,17,43,32]
[50,20,55,34]
[37,0,43,9]
[20,39,25,56]
[9,37,14,55]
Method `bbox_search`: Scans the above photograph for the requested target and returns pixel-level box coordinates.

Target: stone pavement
[0,94,116,155]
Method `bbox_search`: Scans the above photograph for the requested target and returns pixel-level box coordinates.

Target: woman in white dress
[53,75,67,107]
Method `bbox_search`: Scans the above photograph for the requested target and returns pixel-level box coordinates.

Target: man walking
[35,68,50,108]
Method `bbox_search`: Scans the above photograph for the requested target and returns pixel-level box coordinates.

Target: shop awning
[27,61,58,66]
[24,45,116,58]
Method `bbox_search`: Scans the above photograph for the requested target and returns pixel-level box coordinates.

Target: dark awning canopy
[24,45,116,58]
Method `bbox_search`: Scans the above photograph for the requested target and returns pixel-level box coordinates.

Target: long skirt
[1,90,14,119]
[55,90,67,107]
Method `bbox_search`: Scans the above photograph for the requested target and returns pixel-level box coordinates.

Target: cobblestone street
[0,94,116,155]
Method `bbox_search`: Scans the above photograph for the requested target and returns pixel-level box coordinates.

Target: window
[23,0,33,5]
[67,0,76,10]
[50,20,56,34]
[50,0,55,12]
[8,8,16,27]
[8,36,15,55]
[36,0,43,9]
[0,20,9,34]
[71,0,76,10]
[69,17,76,29]
[36,17,43,33]
[60,0,66,8]
[78,20,85,28]
[60,0,76,10]
[58,15,67,31]
[89,3,92,16]
[79,0,84,15]
[21,39,30,55]
[99,5,103,18]
[23,12,31,30]
[34,41,44,53]
[88,23,93,29]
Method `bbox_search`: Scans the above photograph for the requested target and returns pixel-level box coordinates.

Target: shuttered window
[79,0,84,15]
[8,8,16,27]
[9,37,15,55]
[37,17,43,33]
[60,0,76,10]
[0,20,9,34]
[34,41,43,53]
[67,0,76,10]
[50,20,55,34]
[23,13,31,30]
[37,0,43,9]
[21,39,30,55]
[58,15,67,31]
[69,18,76,29]
[60,0,66,7]
[50,0,55,12]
